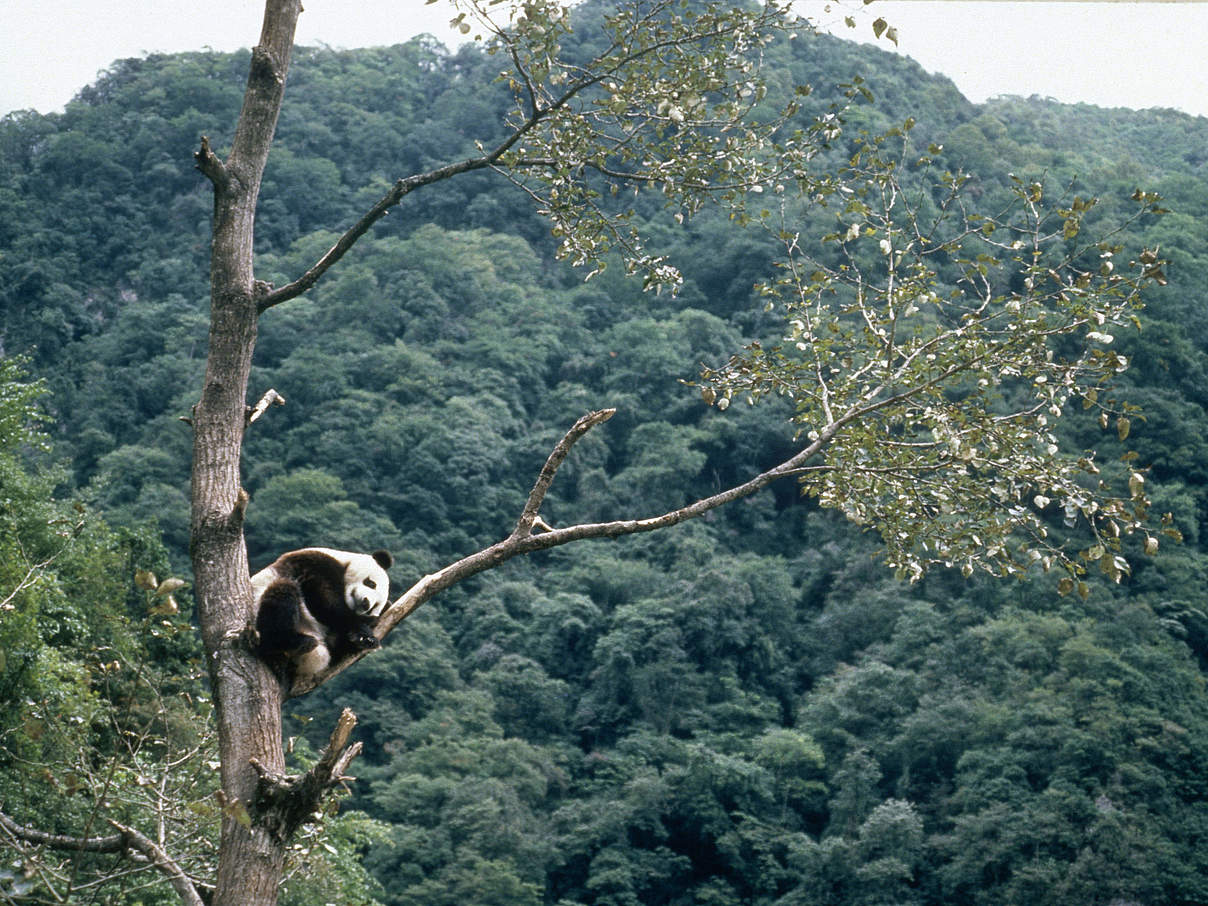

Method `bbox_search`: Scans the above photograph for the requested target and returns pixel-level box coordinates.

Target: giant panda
[252,547,393,683]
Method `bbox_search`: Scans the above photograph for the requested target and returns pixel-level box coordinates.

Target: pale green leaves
[699,126,1170,584]
[468,0,830,291]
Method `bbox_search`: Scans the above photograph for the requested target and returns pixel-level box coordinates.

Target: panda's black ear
[372,549,393,570]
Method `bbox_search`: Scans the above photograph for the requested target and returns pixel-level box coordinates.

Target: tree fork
[251,709,363,843]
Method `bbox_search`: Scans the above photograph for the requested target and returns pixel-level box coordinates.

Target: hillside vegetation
[2,18,1208,906]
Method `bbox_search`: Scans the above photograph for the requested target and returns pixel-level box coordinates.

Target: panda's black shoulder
[269,548,344,586]
[268,549,351,624]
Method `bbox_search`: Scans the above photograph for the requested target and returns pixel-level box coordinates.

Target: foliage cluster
[0,358,214,904]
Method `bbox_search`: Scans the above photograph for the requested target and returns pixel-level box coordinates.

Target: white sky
[0,1,1206,119]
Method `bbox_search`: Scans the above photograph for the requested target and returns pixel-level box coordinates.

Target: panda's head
[340,549,393,616]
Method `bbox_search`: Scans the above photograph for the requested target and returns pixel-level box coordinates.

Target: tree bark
[191,4,300,905]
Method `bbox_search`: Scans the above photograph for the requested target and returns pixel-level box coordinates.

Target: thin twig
[512,409,615,538]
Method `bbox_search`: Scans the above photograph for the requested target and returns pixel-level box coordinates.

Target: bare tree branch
[511,408,615,538]
[0,810,206,906]
[193,135,229,191]
[246,388,285,427]
[250,708,362,842]
[257,64,605,312]
[258,157,491,310]
[288,408,843,697]
[0,809,125,853]
[380,424,822,615]
[313,708,363,787]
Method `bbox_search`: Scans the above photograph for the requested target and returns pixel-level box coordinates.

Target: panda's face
[341,549,393,617]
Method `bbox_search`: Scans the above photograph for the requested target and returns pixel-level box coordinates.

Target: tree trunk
[191,3,300,904]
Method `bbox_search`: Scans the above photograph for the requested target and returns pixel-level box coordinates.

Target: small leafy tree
[3,1,1167,904]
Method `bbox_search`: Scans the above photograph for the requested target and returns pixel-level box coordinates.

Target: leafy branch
[259,0,820,307]
[0,642,217,905]
[698,125,1171,586]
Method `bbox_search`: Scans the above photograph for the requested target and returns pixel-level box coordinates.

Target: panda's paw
[348,631,381,652]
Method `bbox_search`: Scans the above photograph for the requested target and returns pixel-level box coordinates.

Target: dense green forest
[3,11,1208,905]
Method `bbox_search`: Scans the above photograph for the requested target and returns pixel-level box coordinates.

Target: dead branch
[193,135,229,191]
[310,707,362,786]
[251,708,362,842]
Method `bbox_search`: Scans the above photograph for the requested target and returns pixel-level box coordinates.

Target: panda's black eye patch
[364,579,377,589]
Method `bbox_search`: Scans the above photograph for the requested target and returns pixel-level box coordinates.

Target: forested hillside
[3,15,1208,906]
